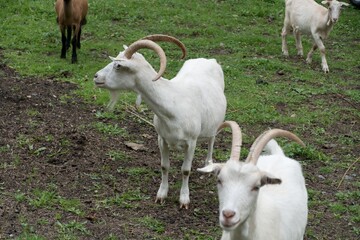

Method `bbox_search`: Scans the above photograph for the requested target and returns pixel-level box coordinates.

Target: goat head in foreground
[198,121,308,240]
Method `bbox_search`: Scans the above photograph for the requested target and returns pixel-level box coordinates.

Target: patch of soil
[0,61,358,239]
[0,63,219,239]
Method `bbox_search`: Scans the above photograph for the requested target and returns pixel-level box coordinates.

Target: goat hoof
[180,203,189,209]
[155,197,165,204]
[322,66,329,73]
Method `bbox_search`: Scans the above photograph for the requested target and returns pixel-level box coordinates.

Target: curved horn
[123,39,167,81]
[217,121,242,161]
[142,34,187,59]
[245,129,305,165]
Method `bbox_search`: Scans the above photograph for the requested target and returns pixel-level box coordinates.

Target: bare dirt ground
[0,61,359,239]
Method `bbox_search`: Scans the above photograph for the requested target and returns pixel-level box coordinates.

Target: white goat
[198,121,308,240]
[94,35,227,209]
[282,0,349,73]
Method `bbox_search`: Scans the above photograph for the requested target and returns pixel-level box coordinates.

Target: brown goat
[55,0,88,63]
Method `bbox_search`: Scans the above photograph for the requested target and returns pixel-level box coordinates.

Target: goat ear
[260,171,282,187]
[123,45,128,50]
[321,0,330,5]
[109,56,116,61]
[197,163,224,174]
[340,2,350,6]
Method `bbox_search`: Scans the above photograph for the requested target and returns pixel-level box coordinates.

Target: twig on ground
[337,157,359,189]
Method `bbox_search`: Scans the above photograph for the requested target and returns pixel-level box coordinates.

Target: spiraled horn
[142,34,187,59]
[217,121,242,161]
[245,129,305,165]
[123,39,166,81]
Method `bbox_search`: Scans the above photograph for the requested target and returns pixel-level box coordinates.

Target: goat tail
[262,139,285,156]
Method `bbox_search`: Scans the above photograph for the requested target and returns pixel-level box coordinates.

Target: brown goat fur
[55,0,88,63]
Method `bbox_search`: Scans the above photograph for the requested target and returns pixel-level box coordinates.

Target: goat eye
[114,63,122,70]
[217,179,222,185]
[252,186,260,191]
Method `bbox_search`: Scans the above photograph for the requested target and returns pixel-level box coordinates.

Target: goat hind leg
[71,25,79,63]
[294,30,303,56]
[306,43,318,64]
[281,26,289,56]
[66,26,71,50]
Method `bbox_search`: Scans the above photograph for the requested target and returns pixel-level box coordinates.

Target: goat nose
[222,209,236,219]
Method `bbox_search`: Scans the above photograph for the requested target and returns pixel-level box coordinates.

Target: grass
[0,0,359,239]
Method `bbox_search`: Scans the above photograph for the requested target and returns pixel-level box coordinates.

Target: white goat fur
[199,140,308,240]
[282,0,349,73]
[94,46,226,208]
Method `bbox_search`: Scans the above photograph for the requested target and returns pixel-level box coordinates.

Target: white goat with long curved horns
[94,35,227,209]
[198,121,308,240]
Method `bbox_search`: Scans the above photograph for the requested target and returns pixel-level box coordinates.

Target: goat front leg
[71,36,77,63]
[60,26,67,59]
[180,139,197,209]
[204,136,215,166]
[155,136,170,204]
[313,34,329,73]
[77,26,82,49]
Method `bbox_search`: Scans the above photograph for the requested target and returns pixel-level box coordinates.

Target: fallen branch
[337,157,359,189]
[120,100,154,127]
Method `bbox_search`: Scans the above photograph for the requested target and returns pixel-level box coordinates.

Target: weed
[16,134,33,149]
[56,220,90,238]
[28,189,58,208]
[100,188,149,209]
[58,198,84,216]
[0,145,10,153]
[107,150,132,162]
[26,109,40,117]
[94,122,128,136]
[15,190,26,202]
[137,216,165,234]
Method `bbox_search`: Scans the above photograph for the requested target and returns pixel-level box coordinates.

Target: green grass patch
[0,0,359,239]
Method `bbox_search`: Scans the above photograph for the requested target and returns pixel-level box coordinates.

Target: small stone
[344,175,353,181]
[318,175,326,180]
